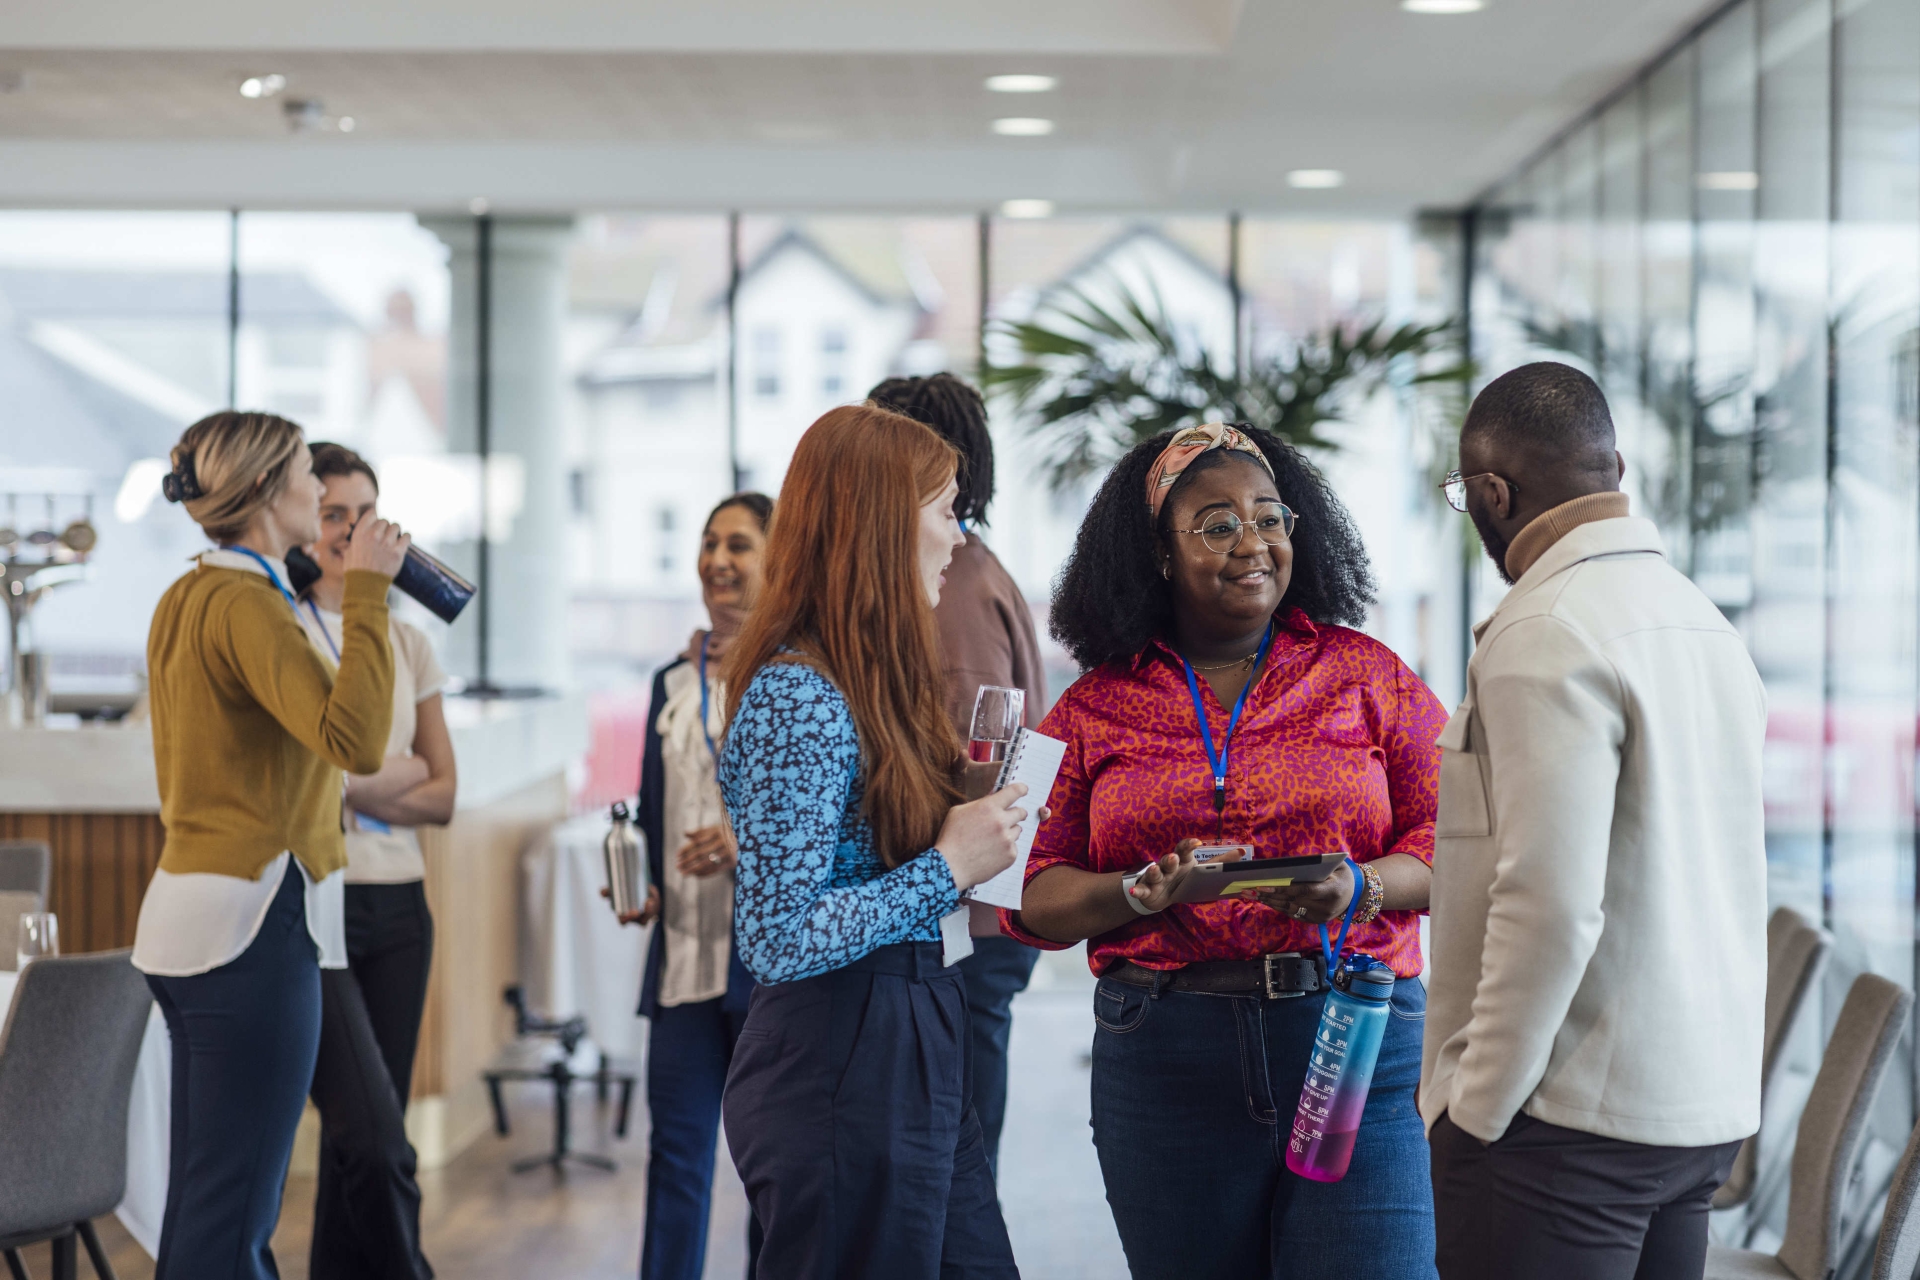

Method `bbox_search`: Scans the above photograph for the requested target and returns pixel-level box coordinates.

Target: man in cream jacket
[1424,362,1767,1279]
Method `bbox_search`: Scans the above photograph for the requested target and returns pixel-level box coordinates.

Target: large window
[1467,0,1920,1243]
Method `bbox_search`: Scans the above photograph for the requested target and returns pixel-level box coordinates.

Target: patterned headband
[1143,423,1275,521]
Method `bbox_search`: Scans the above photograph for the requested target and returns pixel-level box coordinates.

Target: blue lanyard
[224,546,299,614]
[1321,856,1363,972]
[1177,620,1276,816]
[696,634,721,765]
[304,598,342,663]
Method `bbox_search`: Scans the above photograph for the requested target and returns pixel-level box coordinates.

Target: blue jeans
[642,996,761,1280]
[146,860,322,1280]
[957,935,1040,1177]
[1091,973,1436,1280]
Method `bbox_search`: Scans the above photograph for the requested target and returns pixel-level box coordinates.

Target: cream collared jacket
[1420,515,1768,1148]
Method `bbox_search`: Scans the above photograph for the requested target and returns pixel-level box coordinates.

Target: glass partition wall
[1470,0,1920,1253]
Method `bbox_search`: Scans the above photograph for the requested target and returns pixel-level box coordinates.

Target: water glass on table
[17,912,58,970]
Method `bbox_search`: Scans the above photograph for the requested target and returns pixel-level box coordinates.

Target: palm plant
[982,278,1469,491]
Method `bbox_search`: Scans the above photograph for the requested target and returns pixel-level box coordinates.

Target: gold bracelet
[1353,862,1386,925]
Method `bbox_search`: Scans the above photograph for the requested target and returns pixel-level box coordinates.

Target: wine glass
[17,912,57,971]
[968,685,1025,765]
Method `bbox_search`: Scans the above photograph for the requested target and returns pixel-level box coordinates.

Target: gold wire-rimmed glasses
[1439,470,1519,513]
[1169,502,1298,554]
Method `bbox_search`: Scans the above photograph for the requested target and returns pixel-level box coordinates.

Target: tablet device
[1171,852,1349,904]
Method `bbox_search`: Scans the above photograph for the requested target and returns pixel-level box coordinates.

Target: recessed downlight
[1287,169,1345,189]
[993,117,1055,137]
[1402,0,1485,12]
[469,197,491,216]
[337,116,356,133]
[1001,199,1055,219]
[986,74,1058,94]
[239,73,286,100]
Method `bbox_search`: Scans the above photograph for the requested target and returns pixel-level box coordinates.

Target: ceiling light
[993,117,1055,137]
[1697,170,1758,190]
[1287,169,1345,189]
[1402,0,1485,11]
[1001,199,1055,219]
[986,74,1057,94]
[469,197,491,216]
[336,116,356,133]
[238,73,286,100]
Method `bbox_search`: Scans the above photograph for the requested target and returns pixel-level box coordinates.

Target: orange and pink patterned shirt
[1001,609,1446,979]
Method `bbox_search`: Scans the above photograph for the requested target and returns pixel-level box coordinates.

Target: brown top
[148,563,395,882]
[935,532,1046,740]
[1504,491,1632,581]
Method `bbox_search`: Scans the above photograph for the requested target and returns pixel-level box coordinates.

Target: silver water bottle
[603,801,647,918]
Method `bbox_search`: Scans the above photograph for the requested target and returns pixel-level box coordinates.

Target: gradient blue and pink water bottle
[1286,952,1395,1182]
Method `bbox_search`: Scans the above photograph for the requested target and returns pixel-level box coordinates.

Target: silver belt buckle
[1262,952,1307,1000]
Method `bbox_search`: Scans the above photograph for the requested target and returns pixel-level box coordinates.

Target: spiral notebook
[962,727,1067,912]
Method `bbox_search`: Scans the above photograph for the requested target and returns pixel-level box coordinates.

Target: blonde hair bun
[166,411,305,545]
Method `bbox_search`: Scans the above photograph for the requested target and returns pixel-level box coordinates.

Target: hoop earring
[1159,561,1171,580]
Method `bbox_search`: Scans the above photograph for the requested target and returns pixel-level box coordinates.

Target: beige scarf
[654,660,735,1007]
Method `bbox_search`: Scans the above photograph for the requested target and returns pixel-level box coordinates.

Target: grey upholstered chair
[1867,1118,1920,1280]
[0,949,152,1280]
[0,841,49,902]
[1715,907,1834,1213]
[1704,971,1913,1280]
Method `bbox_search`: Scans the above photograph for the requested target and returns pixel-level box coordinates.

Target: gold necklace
[1187,651,1258,672]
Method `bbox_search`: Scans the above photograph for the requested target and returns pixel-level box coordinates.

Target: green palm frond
[983,276,1470,491]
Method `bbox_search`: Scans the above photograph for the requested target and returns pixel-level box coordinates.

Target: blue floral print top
[720,660,960,984]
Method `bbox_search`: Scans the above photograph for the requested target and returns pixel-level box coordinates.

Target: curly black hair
[1049,427,1376,670]
[867,372,994,524]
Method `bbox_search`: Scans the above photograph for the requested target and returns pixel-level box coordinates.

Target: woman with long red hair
[719,403,1029,1279]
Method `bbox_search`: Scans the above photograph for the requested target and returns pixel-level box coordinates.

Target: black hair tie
[161,454,203,503]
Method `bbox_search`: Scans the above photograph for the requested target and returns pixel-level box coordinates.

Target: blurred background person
[296,443,456,1280]
[618,491,773,1280]
[869,372,1044,1178]
[139,411,406,1280]
[718,404,1028,1278]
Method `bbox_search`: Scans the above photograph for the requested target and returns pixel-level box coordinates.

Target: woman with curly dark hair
[1002,424,1446,1280]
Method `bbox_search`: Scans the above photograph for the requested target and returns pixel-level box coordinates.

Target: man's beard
[1469,506,1515,585]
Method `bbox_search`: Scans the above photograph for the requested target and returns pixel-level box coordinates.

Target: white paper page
[962,728,1067,911]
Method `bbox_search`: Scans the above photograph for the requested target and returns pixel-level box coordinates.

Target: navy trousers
[1091,974,1436,1280]
[723,942,1020,1280]
[641,995,762,1280]
[309,881,435,1280]
[146,860,322,1280]
[957,935,1040,1178]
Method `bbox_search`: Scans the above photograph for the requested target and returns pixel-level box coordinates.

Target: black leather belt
[1109,952,1327,1000]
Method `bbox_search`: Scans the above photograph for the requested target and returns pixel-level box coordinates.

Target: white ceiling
[0,0,1719,215]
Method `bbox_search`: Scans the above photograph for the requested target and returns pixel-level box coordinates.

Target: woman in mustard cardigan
[135,411,409,1280]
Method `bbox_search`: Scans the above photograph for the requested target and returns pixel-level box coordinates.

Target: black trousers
[309,881,436,1280]
[723,942,1019,1280]
[1431,1111,1741,1280]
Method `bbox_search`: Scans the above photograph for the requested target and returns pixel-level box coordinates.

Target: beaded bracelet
[1352,861,1386,925]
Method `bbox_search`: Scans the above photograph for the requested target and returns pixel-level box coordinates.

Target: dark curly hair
[867,372,994,524]
[1049,426,1375,670]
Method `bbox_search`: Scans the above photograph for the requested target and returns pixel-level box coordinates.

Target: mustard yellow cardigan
[147,562,395,882]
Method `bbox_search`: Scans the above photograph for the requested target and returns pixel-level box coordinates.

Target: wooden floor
[17,947,1119,1280]
[20,1080,749,1280]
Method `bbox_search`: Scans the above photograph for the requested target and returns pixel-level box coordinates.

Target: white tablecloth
[0,967,170,1257]
[521,813,650,1060]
